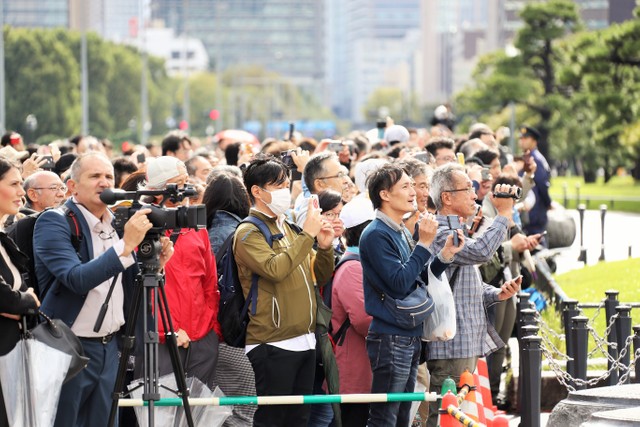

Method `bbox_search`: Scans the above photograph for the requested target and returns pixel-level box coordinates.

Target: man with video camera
[33,152,174,427]
[142,156,221,390]
[426,163,522,427]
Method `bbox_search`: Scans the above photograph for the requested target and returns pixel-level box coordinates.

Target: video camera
[100,184,206,271]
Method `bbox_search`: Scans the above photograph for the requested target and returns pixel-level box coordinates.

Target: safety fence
[516,289,640,427]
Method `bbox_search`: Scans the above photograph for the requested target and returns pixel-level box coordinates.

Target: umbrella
[128,375,232,427]
[213,129,260,148]
[0,338,72,427]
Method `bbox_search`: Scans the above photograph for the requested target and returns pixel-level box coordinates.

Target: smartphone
[414,152,429,163]
[481,167,491,181]
[287,122,295,141]
[40,155,55,170]
[456,152,465,165]
[328,140,343,152]
[310,194,320,210]
[280,150,295,169]
[136,153,146,163]
[446,215,462,246]
[376,119,386,140]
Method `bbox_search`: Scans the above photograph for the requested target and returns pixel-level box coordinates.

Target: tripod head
[137,231,164,273]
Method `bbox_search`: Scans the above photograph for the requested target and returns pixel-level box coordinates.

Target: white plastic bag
[422,267,456,341]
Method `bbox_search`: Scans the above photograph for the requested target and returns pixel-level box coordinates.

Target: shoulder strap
[59,206,83,255]
[335,253,360,270]
[448,266,460,291]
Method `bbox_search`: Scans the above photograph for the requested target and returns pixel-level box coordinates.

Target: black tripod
[108,234,194,427]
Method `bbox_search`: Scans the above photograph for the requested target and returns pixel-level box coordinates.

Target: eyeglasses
[436,156,456,163]
[32,185,67,192]
[98,230,116,240]
[444,187,475,195]
[319,171,347,180]
[323,212,342,220]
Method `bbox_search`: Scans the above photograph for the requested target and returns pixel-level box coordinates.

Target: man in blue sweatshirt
[360,163,463,427]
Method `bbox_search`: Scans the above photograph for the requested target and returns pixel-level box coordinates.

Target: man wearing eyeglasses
[425,137,456,167]
[425,163,522,427]
[294,152,350,227]
[33,152,174,427]
[23,171,67,213]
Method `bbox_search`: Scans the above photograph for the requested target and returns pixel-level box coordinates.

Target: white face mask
[262,188,291,217]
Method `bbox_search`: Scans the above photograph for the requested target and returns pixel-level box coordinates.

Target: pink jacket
[330,256,373,394]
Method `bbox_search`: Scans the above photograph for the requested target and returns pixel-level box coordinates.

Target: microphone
[99,188,136,205]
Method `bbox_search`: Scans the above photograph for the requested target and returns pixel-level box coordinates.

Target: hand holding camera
[491,184,519,219]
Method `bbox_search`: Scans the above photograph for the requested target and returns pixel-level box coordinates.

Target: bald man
[24,171,66,212]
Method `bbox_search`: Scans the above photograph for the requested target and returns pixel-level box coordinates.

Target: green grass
[538,258,640,358]
[550,176,640,213]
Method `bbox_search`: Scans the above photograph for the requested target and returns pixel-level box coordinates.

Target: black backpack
[322,253,360,346]
[215,216,291,348]
[6,206,82,298]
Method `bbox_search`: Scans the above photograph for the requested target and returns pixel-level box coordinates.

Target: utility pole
[81,1,89,135]
[140,0,149,145]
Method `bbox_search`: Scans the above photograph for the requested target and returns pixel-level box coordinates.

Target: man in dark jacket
[360,163,463,427]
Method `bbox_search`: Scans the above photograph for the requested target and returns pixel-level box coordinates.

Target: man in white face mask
[234,154,335,427]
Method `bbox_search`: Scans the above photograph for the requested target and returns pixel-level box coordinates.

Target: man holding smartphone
[426,163,522,427]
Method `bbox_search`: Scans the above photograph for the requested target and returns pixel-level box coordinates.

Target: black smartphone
[137,153,146,163]
[40,155,55,170]
[446,215,462,246]
[280,150,295,169]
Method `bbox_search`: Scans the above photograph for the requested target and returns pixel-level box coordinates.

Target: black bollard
[563,182,568,208]
[615,305,632,384]
[633,326,640,384]
[598,204,607,262]
[604,291,620,385]
[519,320,539,418]
[521,335,542,427]
[516,291,532,342]
[563,299,579,378]
[577,204,587,264]
[571,316,589,390]
[576,183,581,206]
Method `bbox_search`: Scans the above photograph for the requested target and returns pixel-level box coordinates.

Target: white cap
[145,156,185,189]
[354,158,388,194]
[383,125,410,144]
[340,197,375,229]
[0,146,29,162]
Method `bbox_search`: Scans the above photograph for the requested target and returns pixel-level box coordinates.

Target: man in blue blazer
[34,152,173,427]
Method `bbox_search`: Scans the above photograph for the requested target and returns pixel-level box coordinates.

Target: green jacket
[234,209,334,345]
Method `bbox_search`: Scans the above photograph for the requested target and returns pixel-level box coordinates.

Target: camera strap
[93,273,121,333]
[170,229,182,245]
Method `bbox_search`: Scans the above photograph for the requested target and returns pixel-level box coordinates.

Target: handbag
[422,267,456,341]
[369,278,434,330]
[29,311,90,384]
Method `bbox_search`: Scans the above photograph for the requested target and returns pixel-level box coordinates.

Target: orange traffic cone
[439,391,459,427]
[458,370,483,424]
[474,373,489,426]
[493,412,509,426]
[477,357,498,412]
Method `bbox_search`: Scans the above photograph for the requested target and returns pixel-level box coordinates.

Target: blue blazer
[34,199,138,329]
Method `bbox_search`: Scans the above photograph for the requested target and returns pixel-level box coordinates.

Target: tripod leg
[156,274,195,427]
[108,274,144,427]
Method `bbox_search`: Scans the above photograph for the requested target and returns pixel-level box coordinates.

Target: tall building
[329,0,422,123]
[1,0,68,28]
[150,0,325,101]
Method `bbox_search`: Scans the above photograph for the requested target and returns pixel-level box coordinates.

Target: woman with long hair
[0,158,41,427]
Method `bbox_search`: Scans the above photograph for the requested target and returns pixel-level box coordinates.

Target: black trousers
[247,344,315,427]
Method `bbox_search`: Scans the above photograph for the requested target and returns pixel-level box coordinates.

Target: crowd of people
[0,118,552,427]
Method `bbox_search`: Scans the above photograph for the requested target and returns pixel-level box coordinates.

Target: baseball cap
[145,156,186,189]
[383,125,410,145]
[0,145,29,162]
[354,158,388,194]
[340,197,375,229]
[520,125,540,140]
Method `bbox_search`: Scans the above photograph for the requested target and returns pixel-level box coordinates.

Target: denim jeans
[366,332,421,427]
